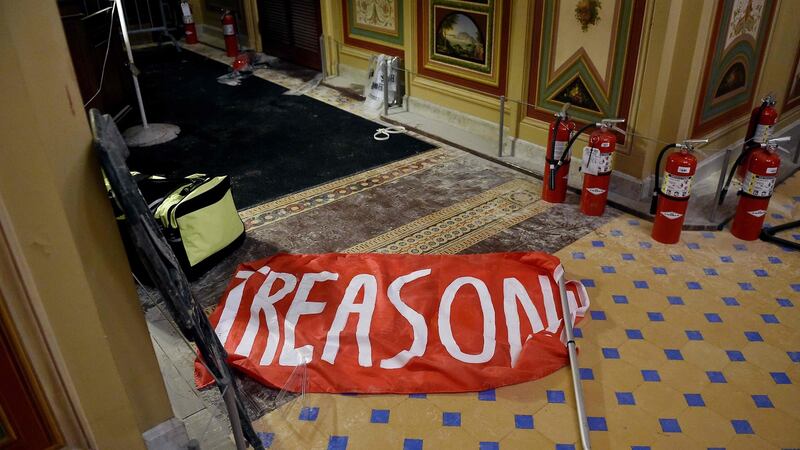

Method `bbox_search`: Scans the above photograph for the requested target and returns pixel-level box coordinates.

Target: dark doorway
[258,0,322,70]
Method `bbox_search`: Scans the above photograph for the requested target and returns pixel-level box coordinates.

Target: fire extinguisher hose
[649,143,679,215]
[547,115,564,191]
[558,121,597,170]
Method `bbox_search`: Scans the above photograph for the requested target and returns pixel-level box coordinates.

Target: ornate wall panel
[342,0,404,56]
[692,0,776,137]
[417,0,510,96]
[783,42,800,113]
[526,0,646,129]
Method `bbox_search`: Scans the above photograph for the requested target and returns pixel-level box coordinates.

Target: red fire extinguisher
[730,136,790,241]
[579,119,625,216]
[650,139,709,244]
[180,1,198,44]
[543,104,576,203]
[222,10,238,57]
[719,94,778,204]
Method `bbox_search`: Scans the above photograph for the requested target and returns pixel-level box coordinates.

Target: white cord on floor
[83,2,117,108]
[374,126,406,141]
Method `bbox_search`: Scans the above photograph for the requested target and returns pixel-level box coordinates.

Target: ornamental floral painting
[692,0,775,137]
[343,0,403,55]
[418,0,510,96]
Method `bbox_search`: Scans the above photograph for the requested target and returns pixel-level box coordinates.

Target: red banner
[195,252,589,393]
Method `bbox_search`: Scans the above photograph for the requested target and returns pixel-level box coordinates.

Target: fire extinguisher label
[223,24,235,35]
[766,167,778,174]
[553,141,569,160]
[742,171,775,197]
[754,124,772,143]
[660,211,683,220]
[747,209,767,218]
[586,187,606,195]
[677,166,691,174]
[181,3,191,16]
[183,14,194,24]
[580,147,613,175]
[661,173,692,198]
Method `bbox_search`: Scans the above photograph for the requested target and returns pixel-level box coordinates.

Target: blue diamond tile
[686,330,703,340]
[653,267,667,275]
[592,240,605,248]
[582,279,596,288]
[687,281,702,290]
[739,282,755,291]
[761,314,779,324]
[328,436,348,450]
[726,350,746,362]
[768,256,782,264]
[299,407,319,421]
[788,351,800,363]
[442,412,461,426]
[591,310,607,320]
[555,445,575,450]
[479,442,499,450]
[702,231,715,238]
[777,298,793,307]
[772,213,785,220]
[587,417,608,431]
[734,244,747,251]
[602,265,616,274]
[602,348,620,359]
[573,328,583,338]
[626,329,644,340]
[547,390,566,403]
[668,296,684,305]
[648,312,665,322]
[580,368,595,380]
[770,372,791,384]
[752,395,774,408]
[664,349,683,360]
[409,393,427,399]
[793,283,800,292]
[478,389,496,401]
[622,253,635,261]
[720,255,734,263]
[258,432,275,448]
[403,439,423,450]
[731,419,753,434]
[659,418,681,433]
[722,297,739,306]
[705,313,722,323]
[670,254,685,262]
[572,251,586,260]
[684,393,705,407]
[639,241,652,249]
[514,414,534,429]
[707,371,727,383]
[616,392,635,405]
[628,219,640,225]
[642,370,661,382]
[753,269,769,277]
[371,409,390,424]
[611,229,623,237]
[744,331,763,342]
[634,280,649,289]
[687,242,700,249]
[704,268,718,276]
[613,295,629,304]
[631,447,651,450]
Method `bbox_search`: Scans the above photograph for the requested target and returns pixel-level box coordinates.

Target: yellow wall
[0,0,174,447]
[315,0,799,179]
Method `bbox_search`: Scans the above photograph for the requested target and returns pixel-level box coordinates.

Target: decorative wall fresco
[691,0,776,137]
[417,0,510,96]
[342,0,404,56]
[526,0,645,133]
[783,42,800,113]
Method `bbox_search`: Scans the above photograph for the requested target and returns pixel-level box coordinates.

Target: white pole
[115,0,149,128]
[558,273,591,449]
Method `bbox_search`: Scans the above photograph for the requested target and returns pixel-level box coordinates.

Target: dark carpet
[124,46,434,209]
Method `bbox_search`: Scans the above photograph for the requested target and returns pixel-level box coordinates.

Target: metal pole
[794,142,800,165]
[710,148,732,223]
[498,95,506,157]
[221,381,248,450]
[115,0,149,128]
[319,35,327,80]
[558,274,591,450]
[382,59,389,116]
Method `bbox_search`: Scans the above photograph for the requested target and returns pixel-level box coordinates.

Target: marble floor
[144,44,800,449]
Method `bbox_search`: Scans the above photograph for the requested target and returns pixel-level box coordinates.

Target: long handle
[558,274,591,449]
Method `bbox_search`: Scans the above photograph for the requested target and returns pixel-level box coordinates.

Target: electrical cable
[83,1,117,108]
